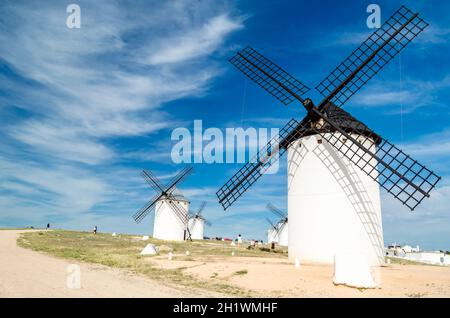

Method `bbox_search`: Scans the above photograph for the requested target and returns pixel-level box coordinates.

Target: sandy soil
[0,230,199,297]
[152,255,450,297]
[2,230,450,297]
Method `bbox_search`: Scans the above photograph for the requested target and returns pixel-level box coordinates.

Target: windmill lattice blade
[315,6,428,107]
[310,104,441,210]
[217,118,313,210]
[141,170,164,193]
[197,201,206,215]
[133,193,163,223]
[166,198,189,224]
[229,46,310,105]
[165,167,193,194]
[266,203,286,218]
[266,218,277,230]
[277,221,287,234]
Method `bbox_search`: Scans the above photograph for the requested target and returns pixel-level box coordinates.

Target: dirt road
[0,230,193,297]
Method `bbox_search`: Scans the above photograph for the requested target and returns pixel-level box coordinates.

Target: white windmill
[266,220,278,245]
[133,167,193,241]
[266,203,288,246]
[187,202,211,240]
[217,6,440,267]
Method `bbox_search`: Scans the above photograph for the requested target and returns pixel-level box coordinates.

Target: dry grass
[386,256,437,266]
[18,230,287,296]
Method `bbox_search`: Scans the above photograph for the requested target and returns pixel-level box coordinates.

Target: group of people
[235,234,268,249]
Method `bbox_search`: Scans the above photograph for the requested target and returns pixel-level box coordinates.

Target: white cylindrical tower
[267,228,278,244]
[188,217,205,240]
[287,131,384,266]
[277,223,288,247]
[153,198,189,241]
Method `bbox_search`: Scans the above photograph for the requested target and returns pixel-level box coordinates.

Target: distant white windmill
[187,202,211,240]
[266,203,288,246]
[133,167,193,241]
[266,219,278,244]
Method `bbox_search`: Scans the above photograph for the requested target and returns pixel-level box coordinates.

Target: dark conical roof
[302,102,382,144]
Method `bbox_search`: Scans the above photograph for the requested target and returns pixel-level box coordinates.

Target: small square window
[317,139,322,144]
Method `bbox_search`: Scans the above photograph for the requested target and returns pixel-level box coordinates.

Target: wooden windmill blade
[166,197,189,225]
[229,46,310,106]
[196,201,206,215]
[133,166,194,223]
[164,166,193,195]
[195,201,211,226]
[141,170,165,193]
[165,197,193,241]
[266,218,278,231]
[133,192,163,223]
[266,203,287,219]
[217,118,312,210]
[277,220,287,234]
[315,6,428,108]
[307,105,441,210]
[217,6,441,211]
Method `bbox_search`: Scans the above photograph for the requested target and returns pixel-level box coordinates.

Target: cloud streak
[0,0,244,228]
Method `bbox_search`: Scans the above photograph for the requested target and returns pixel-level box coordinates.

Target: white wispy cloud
[350,75,450,113]
[398,129,450,174]
[0,0,244,226]
[417,26,450,44]
[146,14,244,65]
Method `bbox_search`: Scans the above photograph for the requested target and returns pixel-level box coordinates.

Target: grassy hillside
[18,230,287,296]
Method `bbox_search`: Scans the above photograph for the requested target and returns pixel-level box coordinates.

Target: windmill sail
[133,166,193,224]
[266,218,278,232]
[277,220,287,234]
[142,170,165,193]
[306,105,441,210]
[133,192,164,223]
[166,199,189,224]
[229,46,310,105]
[267,203,287,219]
[165,167,193,194]
[315,6,428,107]
[217,118,311,210]
[217,6,440,211]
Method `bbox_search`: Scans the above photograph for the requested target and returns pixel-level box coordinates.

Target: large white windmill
[217,6,441,266]
[133,167,193,241]
[187,202,211,240]
[266,203,288,246]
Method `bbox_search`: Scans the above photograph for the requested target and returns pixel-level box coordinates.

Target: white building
[267,227,278,244]
[153,196,189,241]
[188,217,205,240]
[277,223,288,247]
[287,106,384,266]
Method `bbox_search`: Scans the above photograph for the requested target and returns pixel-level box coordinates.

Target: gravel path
[0,230,195,297]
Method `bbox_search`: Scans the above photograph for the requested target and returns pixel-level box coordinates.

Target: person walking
[93,225,97,235]
[237,234,242,246]
[46,223,50,230]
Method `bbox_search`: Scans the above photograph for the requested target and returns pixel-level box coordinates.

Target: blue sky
[0,0,449,250]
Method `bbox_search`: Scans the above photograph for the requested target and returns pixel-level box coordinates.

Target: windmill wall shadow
[313,137,385,264]
[287,134,384,265]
